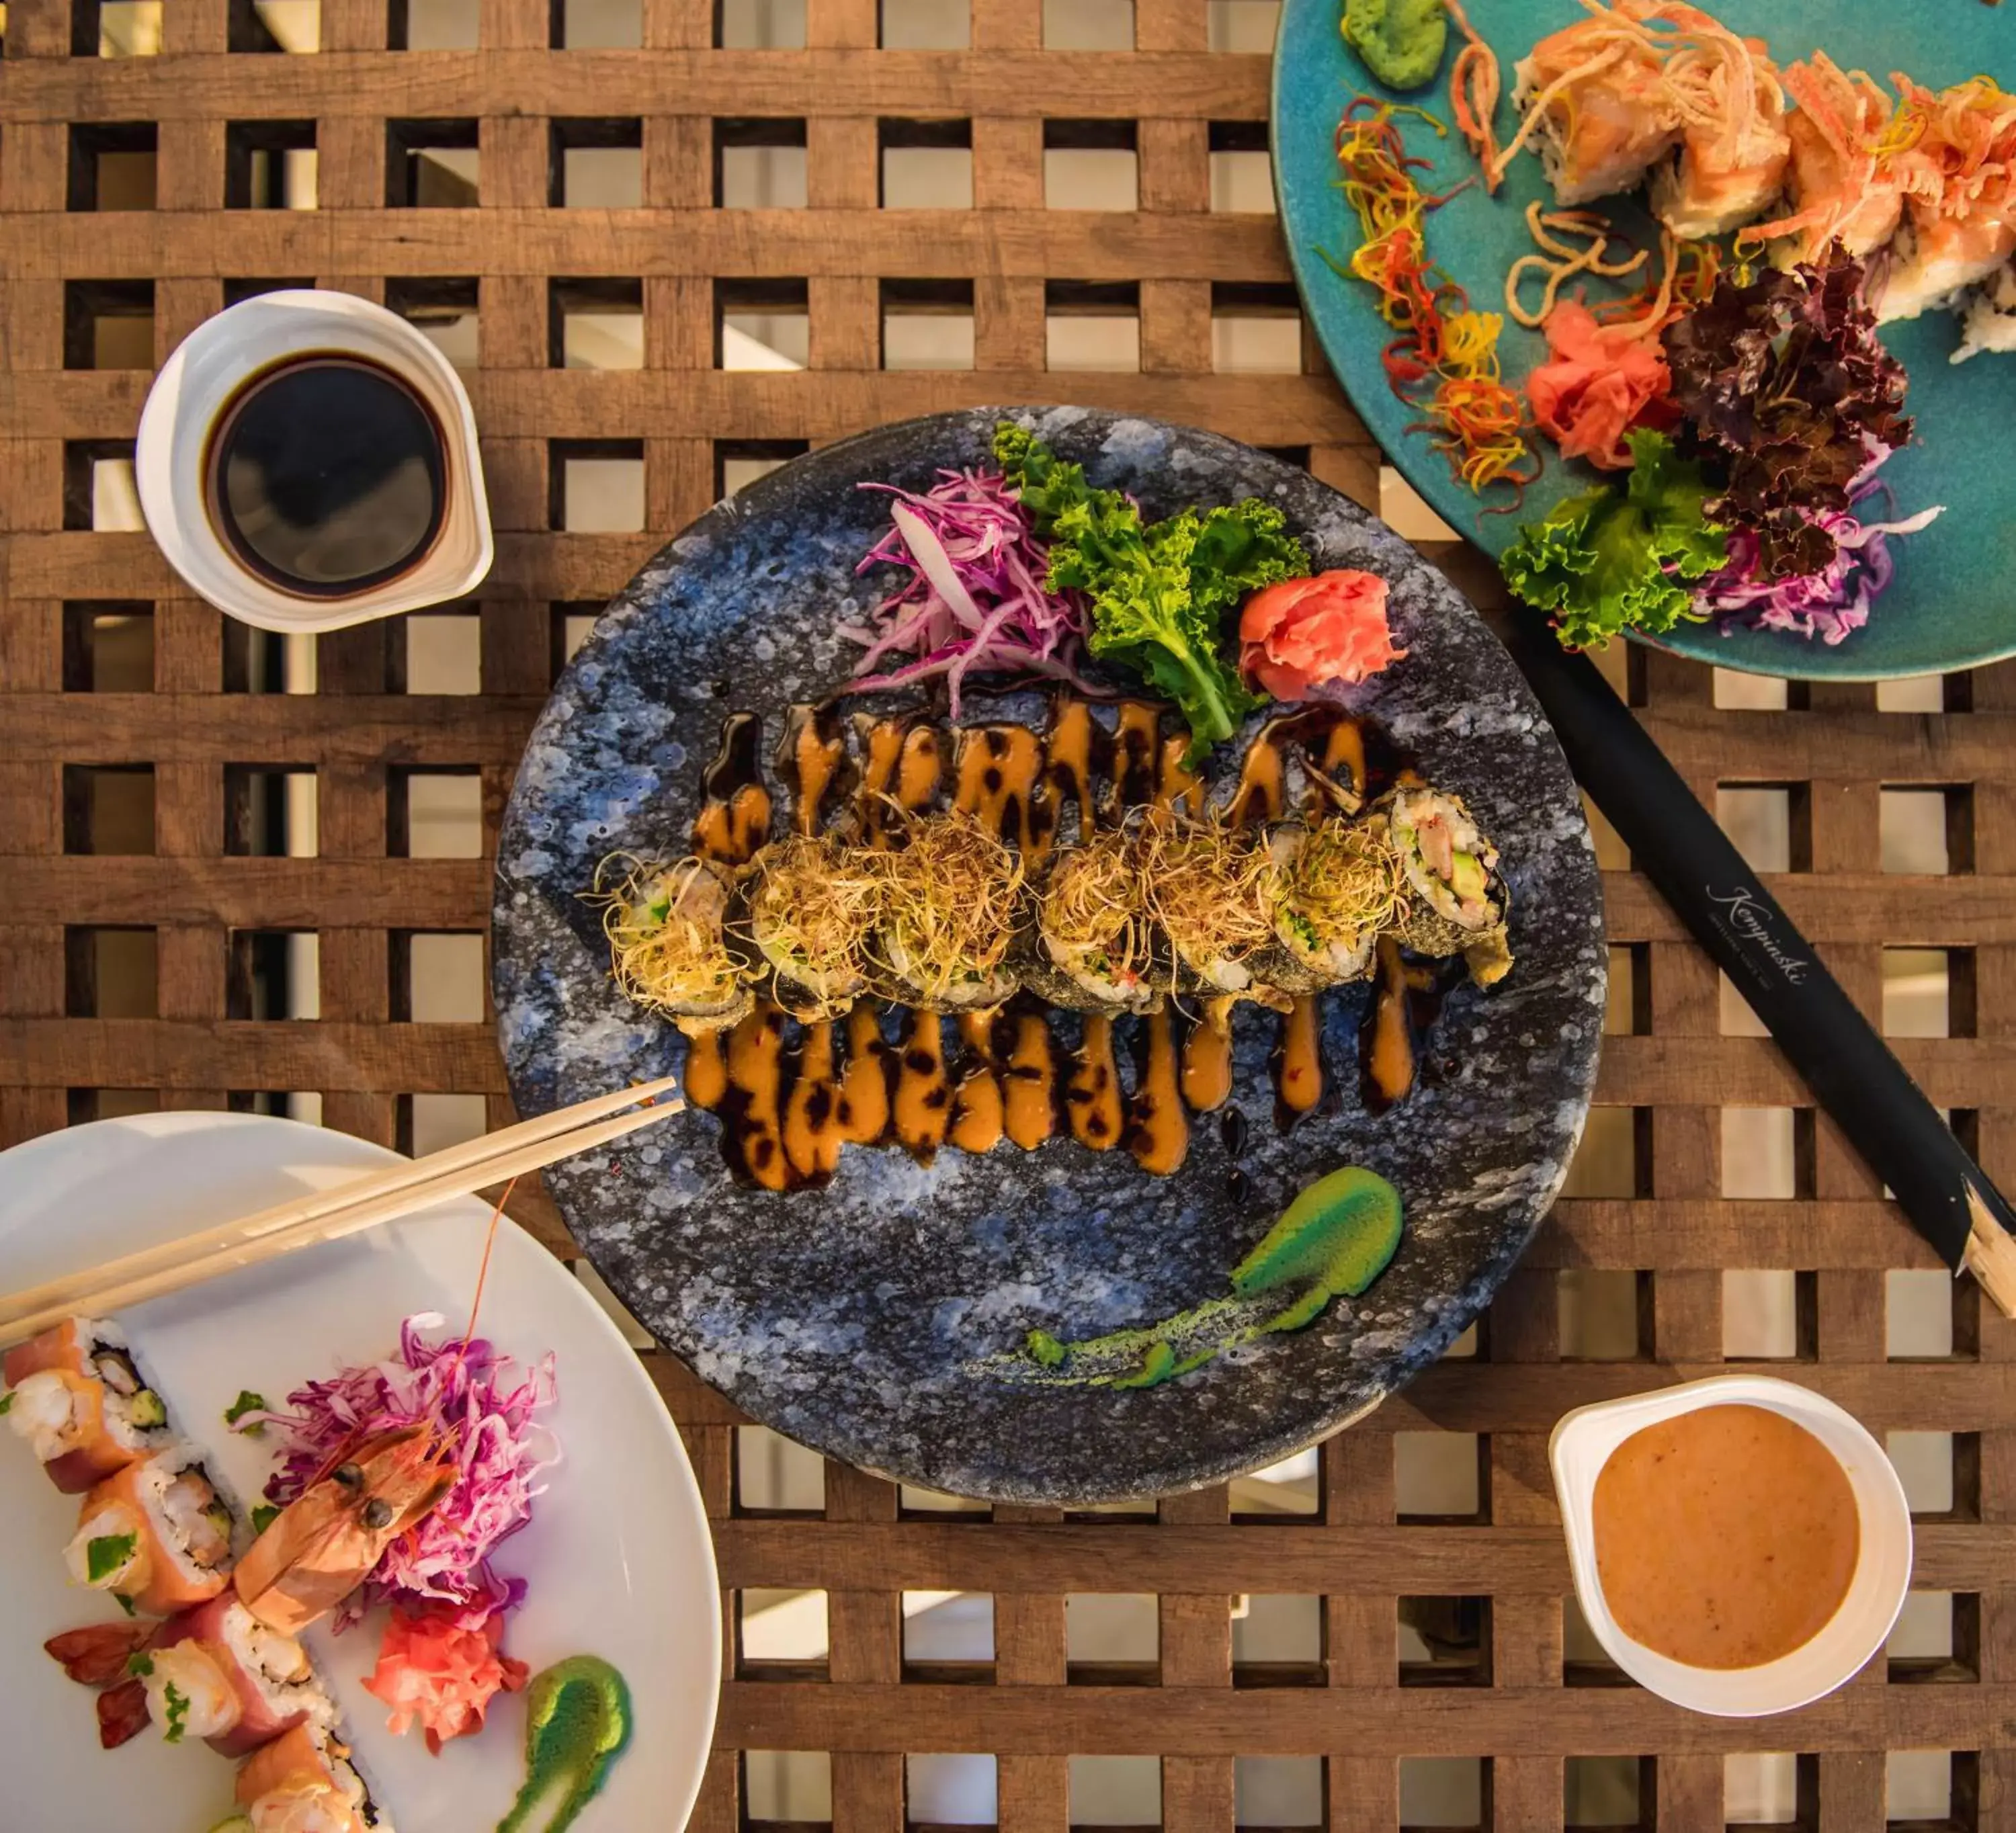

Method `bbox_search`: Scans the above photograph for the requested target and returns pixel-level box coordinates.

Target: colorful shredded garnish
[364,1598,531,1755]
[243,1312,558,1630]
[843,464,1102,715]
[1326,99,1540,499]
[1442,0,1503,188]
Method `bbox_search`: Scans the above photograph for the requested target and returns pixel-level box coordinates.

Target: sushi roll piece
[1137,816,1290,1010]
[1386,787,1514,987]
[591,853,751,1035]
[1877,77,2016,323]
[66,1444,235,1617]
[1266,819,1406,992]
[234,1424,454,1637]
[3,1315,171,1493]
[1954,264,2016,361]
[1646,40,1788,239]
[233,1722,393,1833]
[136,1594,332,1757]
[743,833,878,1022]
[865,812,1023,1013]
[1502,3,1682,205]
[1878,205,2016,323]
[1749,55,1904,265]
[1030,830,1162,1015]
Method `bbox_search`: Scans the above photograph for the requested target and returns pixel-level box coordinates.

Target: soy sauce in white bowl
[204,353,448,597]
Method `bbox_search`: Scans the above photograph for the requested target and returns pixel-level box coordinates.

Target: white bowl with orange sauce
[1550,1374,1913,1717]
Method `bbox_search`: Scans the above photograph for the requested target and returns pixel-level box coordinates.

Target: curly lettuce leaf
[995,424,1306,762]
[1502,430,1728,649]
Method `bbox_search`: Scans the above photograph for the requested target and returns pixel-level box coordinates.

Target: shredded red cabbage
[843,466,1104,713]
[244,1312,558,1631]
[1696,460,1944,645]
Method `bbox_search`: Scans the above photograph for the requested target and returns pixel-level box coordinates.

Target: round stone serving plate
[492,407,1604,1504]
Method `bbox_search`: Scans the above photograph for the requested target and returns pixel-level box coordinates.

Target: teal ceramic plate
[1273,0,2016,679]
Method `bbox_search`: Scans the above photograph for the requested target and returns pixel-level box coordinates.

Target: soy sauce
[206,354,446,597]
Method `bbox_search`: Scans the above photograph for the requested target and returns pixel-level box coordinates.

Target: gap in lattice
[1558,1106,1648,1200]
[1723,1750,1804,1825]
[1212,281,1302,375]
[1232,1594,1321,1678]
[1044,120,1138,212]
[717,279,810,371]
[392,933,485,1023]
[715,119,809,208]
[390,767,484,859]
[1207,0,1279,52]
[902,1589,995,1669]
[1887,1750,1974,1828]
[1394,1433,1484,1523]
[552,278,644,370]
[1068,1756,1159,1827]
[1888,1590,1980,1685]
[718,0,806,48]
[1235,1757,1324,1827]
[1562,1592,1625,1687]
[1045,281,1140,372]
[898,1483,990,1516]
[883,280,976,372]
[880,119,973,209]
[233,0,318,52]
[226,120,318,209]
[1065,1592,1158,1680]
[738,1587,830,1672]
[1882,785,1972,876]
[556,0,641,47]
[65,927,158,1019]
[224,765,317,857]
[716,440,810,500]
[62,765,155,855]
[64,284,153,371]
[1397,1756,1483,1830]
[554,602,604,676]
[68,122,156,210]
[398,1093,488,1158]
[1888,1431,1980,1522]
[385,120,479,207]
[388,0,476,48]
[550,441,645,533]
[1209,121,1273,212]
[385,277,480,372]
[1721,1269,1815,1360]
[224,276,317,308]
[880,0,967,48]
[1887,1270,1960,1361]
[744,1750,832,1824]
[1564,1754,1649,1828]
[552,119,643,208]
[81,0,163,55]
[1399,1596,1490,1687]
[735,1423,826,1512]
[1044,0,1130,49]
[908,1753,997,1827]
[398,611,482,694]
[62,440,143,531]
[228,930,320,1021]
[1715,783,1811,873]
[69,1089,163,1124]
[63,603,154,692]
[1558,1270,1646,1360]
[1605,943,1649,1036]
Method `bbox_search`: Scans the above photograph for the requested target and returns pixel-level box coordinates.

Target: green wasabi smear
[496,1656,634,1833]
[984,1168,1404,1388]
[1343,0,1447,91]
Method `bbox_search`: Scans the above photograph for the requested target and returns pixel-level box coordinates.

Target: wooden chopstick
[0,1084,684,1345]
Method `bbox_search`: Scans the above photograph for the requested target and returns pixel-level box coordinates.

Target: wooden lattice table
[3,1,2012,1828]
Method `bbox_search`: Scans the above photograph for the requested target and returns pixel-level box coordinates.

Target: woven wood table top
[3,1,2013,1828]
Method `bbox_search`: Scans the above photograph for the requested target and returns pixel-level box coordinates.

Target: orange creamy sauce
[1592,1404,1860,1670]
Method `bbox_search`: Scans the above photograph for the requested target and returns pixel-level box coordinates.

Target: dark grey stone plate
[492,407,1604,1505]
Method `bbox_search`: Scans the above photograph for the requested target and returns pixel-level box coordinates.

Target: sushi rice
[65,1442,236,1613]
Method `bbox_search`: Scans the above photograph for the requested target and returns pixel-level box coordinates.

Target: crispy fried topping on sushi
[867,809,1025,1010]
[1267,818,1409,984]
[589,853,749,1033]
[745,833,880,1019]
[1137,816,1282,1000]
[1037,830,1160,1013]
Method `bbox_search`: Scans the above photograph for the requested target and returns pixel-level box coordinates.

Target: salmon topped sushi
[136,1594,333,1757]
[1645,11,1789,238]
[235,1722,393,1833]
[66,1445,235,1617]
[1747,55,1906,264]
[1878,76,2016,321]
[4,1316,171,1494]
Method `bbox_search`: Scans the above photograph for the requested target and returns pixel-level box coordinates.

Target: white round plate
[0,1112,720,1833]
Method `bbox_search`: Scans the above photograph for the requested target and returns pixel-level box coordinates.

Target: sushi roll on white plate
[3,1315,172,1494]
[136,1595,333,1757]
[1955,265,2016,362]
[228,1722,394,1833]
[66,1443,236,1617]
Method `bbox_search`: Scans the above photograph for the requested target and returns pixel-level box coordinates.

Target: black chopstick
[1496,615,2016,1314]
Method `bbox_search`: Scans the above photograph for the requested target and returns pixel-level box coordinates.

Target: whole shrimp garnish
[233,1423,456,1636]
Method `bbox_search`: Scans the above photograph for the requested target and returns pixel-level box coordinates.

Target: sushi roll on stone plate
[227,1721,393,1833]
[1137,816,1291,1011]
[3,1315,171,1493]
[1955,265,2016,362]
[742,833,878,1022]
[136,1594,333,1757]
[593,853,751,1034]
[1026,830,1162,1015]
[1387,787,1514,987]
[1265,819,1406,993]
[67,1443,235,1617]
[865,812,1023,1013]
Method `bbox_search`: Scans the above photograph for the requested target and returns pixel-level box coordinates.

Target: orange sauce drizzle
[893,1009,952,1160]
[1066,1014,1124,1150]
[1179,1003,1235,1113]
[1124,1005,1190,1175]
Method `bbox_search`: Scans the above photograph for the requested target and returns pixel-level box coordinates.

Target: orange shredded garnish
[1442,0,1504,191]
[1323,99,1539,502]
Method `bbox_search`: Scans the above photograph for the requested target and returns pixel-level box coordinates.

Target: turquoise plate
[1273,0,2016,679]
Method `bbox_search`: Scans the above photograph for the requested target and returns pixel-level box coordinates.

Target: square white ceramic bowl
[136,289,491,633]
[1550,1373,1913,1716]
